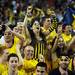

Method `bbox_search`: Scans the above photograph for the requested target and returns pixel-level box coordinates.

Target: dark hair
[7,53,19,61]
[41,16,51,26]
[42,16,50,22]
[36,62,47,70]
[59,53,69,59]
[28,3,33,7]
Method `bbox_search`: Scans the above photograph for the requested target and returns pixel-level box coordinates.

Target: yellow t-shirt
[62,33,72,43]
[0,63,8,75]
[41,27,57,44]
[41,27,47,33]
[68,59,72,71]
[4,36,20,54]
[23,59,38,75]
[46,29,57,43]
[2,70,25,75]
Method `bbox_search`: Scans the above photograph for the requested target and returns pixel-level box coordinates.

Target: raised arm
[52,36,58,53]
[23,14,31,45]
[6,25,25,42]
[67,36,75,49]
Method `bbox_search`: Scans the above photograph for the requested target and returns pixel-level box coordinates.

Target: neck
[64,32,70,35]
[6,41,13,48]
[24,57,32,60]
[35,34,42,41]
[24,57,30,60]
[44,26,48,30]
[8,68,18,75]
[43,24,49,30]
[35,32,39,36]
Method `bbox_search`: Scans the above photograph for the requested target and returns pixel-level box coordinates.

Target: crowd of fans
[0,0,75,75]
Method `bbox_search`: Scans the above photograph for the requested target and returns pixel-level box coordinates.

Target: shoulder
[2,70,8,75]
[68,70,75,75]
[49,68,60,75]
[18,70,25,75]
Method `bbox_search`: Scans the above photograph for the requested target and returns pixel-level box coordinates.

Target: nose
[12,61,17,66]
[61,60,67,64]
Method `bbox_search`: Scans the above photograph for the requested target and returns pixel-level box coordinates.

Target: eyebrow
[37,70,45,72]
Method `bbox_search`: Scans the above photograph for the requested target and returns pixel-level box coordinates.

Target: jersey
[23,59,38,75]
[62,33,72,43]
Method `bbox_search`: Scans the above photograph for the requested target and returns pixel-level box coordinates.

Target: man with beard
[49,54,74,75]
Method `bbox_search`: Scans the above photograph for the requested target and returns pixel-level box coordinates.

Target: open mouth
[12,65,17,69]
[5,37,10,40]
